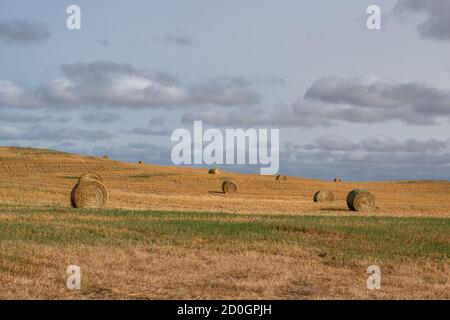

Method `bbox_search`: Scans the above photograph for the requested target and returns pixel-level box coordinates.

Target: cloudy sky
[1,0,450,181]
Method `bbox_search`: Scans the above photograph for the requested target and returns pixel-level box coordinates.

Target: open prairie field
[1,146,450,217]
[0,146,449,299]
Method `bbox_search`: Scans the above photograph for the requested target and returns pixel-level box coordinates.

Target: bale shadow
[320,207,349,212]
[208,191,226,196]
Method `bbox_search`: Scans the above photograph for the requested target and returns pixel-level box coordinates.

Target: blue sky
[1,0,450,181]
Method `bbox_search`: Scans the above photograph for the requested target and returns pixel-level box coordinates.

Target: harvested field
[0,207,448,299]
[0,147,449,217]
[0,146,449,299]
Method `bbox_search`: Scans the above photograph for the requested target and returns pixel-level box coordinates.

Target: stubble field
[0,146,448,299]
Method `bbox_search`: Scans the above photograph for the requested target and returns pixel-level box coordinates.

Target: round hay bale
[276,175,287,181]
[138,161,144,165]
[347,189,375,212]
[334,177,342,182]
[222,180,237,193]
[313,190,335,202]
[102,155,109,159]
[79,172,103,183]
[71,179,108,209]
[209,168,220,175]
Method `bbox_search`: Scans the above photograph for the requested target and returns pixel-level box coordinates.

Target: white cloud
[0,61,261,109]
[0,80,38,108]
[303,76,450,126]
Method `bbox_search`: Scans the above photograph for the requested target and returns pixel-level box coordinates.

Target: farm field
[0,146,449,299]
[1,147,450,217]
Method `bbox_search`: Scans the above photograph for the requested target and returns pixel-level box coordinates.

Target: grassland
[0,205,448,299]
[0,146,449,299]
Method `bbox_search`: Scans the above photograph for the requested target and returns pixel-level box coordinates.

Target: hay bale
[71,179,108,209]
[276,175,287,181]
[138,161,144,165]
[334,177,342,182]
[313,190,335,202]
[347,189,375,212]
[222,180,237,193]
[79,172,103,183]
[209,168,220,175]
[102,155,109,159]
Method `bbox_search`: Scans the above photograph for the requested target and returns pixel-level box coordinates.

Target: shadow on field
[208,191,226,196]
[320,208,349,212]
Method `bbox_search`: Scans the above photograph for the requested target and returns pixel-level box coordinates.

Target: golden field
[1,146,450,217]
[0,146,448,299]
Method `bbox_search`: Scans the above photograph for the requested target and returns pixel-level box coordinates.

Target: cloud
[183,75,450,128]
[186,76,261,107]
[305,135,449,153]
[0,19,50,44]
[361,136,447,153]
[394,0,450,41]
[0,110,46,123]
[0,80,40,108]
[182,108,270,127]
[158,32,197,47]
[0,126,24,140]
[0,61,261,109]
[304,135,358,152]
[148,116,166,125]
[31,127,115,142]
[127,127,172,136]
[124,116,174,136]
[97,38,110,47]
[303,76,450,126]
[181,102,340,128]
[81,112,122,123]
[0,125,114,142]
[281,135,450,180]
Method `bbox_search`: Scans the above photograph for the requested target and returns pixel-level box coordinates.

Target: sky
[1,0,450,181]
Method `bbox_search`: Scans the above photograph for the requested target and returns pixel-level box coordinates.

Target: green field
[1,206,449,260]
[0,205,448,299]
